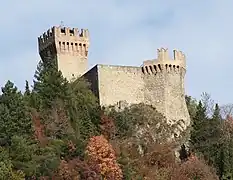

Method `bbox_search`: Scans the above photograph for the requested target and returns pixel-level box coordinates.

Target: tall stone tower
[38,26,90,80]
[142,48,190,133]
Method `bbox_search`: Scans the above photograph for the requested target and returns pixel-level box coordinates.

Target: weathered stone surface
[38,26,89,81]
[38,26,191,133]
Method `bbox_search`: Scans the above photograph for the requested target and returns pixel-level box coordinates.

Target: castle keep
[38,26,191,130]
[38,26,89,80]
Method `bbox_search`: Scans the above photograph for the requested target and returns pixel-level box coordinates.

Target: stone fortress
[38,26,191,132]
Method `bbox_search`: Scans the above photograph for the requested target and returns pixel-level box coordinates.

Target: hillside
[0,60,231,180]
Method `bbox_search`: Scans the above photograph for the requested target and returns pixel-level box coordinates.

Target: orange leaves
[85,135,123,180]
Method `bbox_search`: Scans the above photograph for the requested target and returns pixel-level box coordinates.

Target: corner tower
[142,48,190,133]
[38,26,90,80]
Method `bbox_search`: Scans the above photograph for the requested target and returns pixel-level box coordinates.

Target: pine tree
[0,146,25,179]
[207,104,222,174]
[190,102,226,178]
[66,78,100,142]
[189,101,208,154]
[23,80,33,108]
[32,59,69,109]
[0,81,33,144]
[32,59,100,156]
[210,104,221,142]
[216,115,233,178]
[24,80,30,96]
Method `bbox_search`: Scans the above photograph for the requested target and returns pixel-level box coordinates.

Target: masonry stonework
[38,26,191,132]
[142,48,190,128]
[38,26,89,81]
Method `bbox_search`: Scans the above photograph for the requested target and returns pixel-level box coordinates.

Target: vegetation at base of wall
[0,59,231,179]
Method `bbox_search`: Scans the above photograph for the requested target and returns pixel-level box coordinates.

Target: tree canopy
[0,59,229,179]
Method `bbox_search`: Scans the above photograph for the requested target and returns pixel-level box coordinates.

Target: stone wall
[143,72,166,115]
[96,64,144,107]
[38,26,191,135]
[57,54,87,80]
[164,68,190,127]
[83,62,190,129]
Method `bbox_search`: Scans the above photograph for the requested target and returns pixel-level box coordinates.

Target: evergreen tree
[0,146,25,179]
[32,58,100,156]
[190,102,226,179]
[217,117,233,179]
[32,59,71,141]
[210,104,221,142]
[0,81,33,144]
[24,80,30,96]
[207,104,222,175]
[23,80,33,108]
[32,59,69,109]
[66,78,100,149]
[189,101,208,154]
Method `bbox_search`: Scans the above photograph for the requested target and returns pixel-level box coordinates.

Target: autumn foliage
[172,156,218,180]
[29,103,219,179]
[0,61,223,179]
[85,135,123,179]
[56,159,80,180]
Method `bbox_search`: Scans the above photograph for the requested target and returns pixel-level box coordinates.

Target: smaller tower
[142,48,190,132]
[38,26,90,81]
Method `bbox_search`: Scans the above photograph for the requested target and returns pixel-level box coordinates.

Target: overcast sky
[0,1,232,105]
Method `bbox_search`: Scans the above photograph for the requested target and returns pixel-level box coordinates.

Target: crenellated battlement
[157,48,170,61]
[141,48,186,75]
[38,26,90,55]
[173,49,185,62]
[38,26,89,44]
[156,48,186,66]
[141,63,182,75]
[38,25,90,80]
[173,49,186,69]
